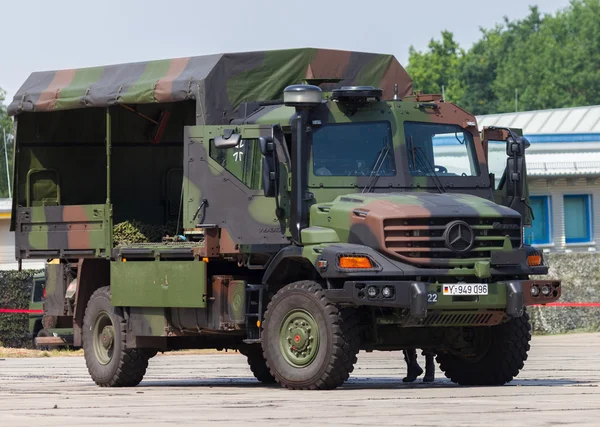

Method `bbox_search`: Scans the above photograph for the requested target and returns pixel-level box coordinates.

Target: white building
[478,105,600,253]
[0,198,44,270]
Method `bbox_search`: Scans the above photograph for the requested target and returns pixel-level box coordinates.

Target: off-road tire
[436,311,531,386]
[242,346,276,384]
[340,307,361,374]
[82,286,149,387]
[262,281,359,390]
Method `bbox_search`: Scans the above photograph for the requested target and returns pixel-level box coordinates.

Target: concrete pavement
[0,333,599,426]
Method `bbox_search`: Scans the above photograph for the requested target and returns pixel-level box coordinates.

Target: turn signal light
[339,256,373,269]
[527,254,542,267]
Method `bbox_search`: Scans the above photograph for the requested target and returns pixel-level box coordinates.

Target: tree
[0,88,14,198]
[406,30,465,103]
[406,1,600,114]
[494,0,600,111]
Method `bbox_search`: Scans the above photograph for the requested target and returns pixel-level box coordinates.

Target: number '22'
[427,293,438,303]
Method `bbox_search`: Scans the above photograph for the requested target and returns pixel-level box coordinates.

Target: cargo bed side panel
[16,204,112,259]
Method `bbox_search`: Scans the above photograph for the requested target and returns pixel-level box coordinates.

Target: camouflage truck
[8,48,560,390]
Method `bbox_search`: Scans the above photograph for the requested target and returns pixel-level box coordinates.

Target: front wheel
[82,286,149,387]
[262,281,359,390]
[436,311,532,385]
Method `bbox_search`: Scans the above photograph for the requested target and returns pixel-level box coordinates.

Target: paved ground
[0,333,599,426]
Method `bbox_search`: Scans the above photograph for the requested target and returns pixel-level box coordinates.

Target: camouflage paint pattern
[8,48,412,127]
[15,204,111,258]
[8,48,559,344]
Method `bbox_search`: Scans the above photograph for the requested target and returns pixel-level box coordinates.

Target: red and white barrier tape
[0,309,44,314]
[1,304,599,314]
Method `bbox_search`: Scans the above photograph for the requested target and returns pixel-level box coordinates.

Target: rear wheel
[262,281,359,390]
[83,286,149,387]
[436,311,531,385]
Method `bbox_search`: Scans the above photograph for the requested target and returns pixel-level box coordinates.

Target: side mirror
[259,136,274,156]
[506,136,530,156]
[262,157,276,197]
[214,131,241,149]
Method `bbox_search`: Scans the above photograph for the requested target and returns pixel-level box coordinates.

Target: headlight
[367,286,378,298]
[531,285,540,297]
[381,286,393,298]
[541,285,551,296]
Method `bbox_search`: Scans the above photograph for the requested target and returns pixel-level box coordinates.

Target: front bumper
[324,279,561,318]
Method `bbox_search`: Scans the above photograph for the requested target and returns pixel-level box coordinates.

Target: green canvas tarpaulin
[8,48,413,125]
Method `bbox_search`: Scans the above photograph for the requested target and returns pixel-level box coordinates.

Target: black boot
[423,352,435,383]
[402,348,423,383]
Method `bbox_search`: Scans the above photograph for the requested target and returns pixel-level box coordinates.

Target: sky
[1,0,572,105]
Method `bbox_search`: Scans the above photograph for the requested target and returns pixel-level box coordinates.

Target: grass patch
[0,347,83,358]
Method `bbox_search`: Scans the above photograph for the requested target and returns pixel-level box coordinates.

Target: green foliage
[113,220,178,246]
[406,31,465,103]
[406,1,600,114]
[0,270,41,348]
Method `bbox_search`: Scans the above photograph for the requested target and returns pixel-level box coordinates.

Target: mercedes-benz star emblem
[443,220,475,253]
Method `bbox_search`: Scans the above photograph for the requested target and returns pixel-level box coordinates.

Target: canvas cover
[8,48,413,125]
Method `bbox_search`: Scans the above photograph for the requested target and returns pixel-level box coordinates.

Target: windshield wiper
[408,136,445,194]
[362,138,392,193]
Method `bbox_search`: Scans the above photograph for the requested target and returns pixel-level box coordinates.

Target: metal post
[441,85,446,102]
[515,88,519,113]
[3,127,10,198]
[106,108,111,204]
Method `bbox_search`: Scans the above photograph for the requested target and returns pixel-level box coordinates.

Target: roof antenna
[393,84,399,100]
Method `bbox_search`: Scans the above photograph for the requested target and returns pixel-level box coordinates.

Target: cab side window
[209,139,262,190]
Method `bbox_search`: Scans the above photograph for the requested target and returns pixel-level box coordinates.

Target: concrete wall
[530,253,600,334]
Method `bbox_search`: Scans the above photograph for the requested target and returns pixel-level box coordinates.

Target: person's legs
[402,348,423,382]
[423,351,435,383]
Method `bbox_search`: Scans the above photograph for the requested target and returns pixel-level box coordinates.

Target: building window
[564,195,593,243]
[525,196,551,245]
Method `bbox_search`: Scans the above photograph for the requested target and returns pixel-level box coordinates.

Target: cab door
[183,124,291,247]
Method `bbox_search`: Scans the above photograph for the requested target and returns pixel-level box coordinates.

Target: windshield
[404,122,480,177]
[312,122,395,177]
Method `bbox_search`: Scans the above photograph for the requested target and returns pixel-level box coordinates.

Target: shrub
[0,270,41,348]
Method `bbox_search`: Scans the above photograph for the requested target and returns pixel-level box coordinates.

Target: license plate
[442,283,488,296]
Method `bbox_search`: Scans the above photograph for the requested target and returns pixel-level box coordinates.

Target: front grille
[383,216,521,266]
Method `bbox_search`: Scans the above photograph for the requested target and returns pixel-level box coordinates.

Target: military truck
[8,48,560,390]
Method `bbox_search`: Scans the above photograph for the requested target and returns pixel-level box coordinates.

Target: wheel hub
[92,311,115,365]
[101,326,114,350]
[279,309,319,367]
